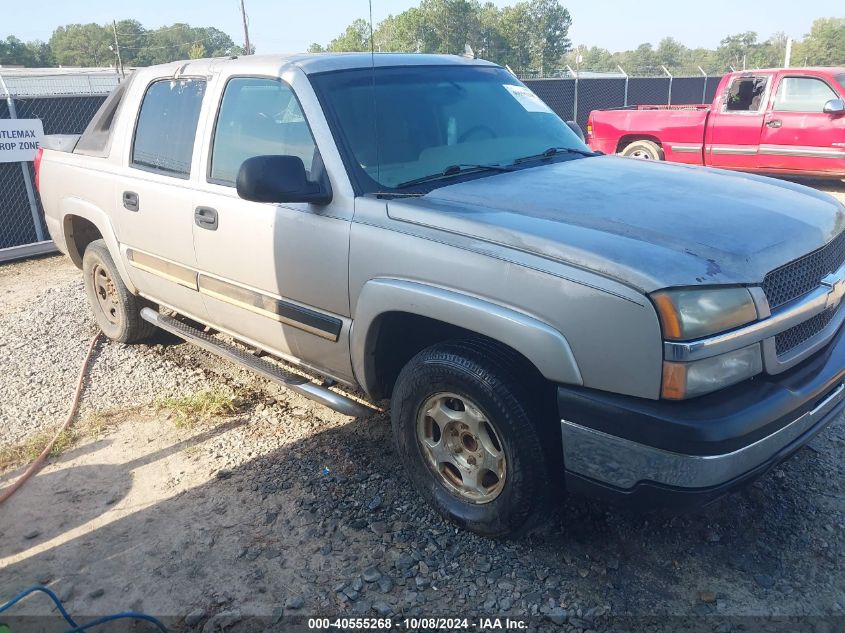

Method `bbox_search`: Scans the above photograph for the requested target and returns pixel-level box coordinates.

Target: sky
[3,0,842,57]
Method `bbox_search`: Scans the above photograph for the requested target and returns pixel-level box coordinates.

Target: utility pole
[239,0,251,55]
[784,37,793,68]
[111,21,124,77]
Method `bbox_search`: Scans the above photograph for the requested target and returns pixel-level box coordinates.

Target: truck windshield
[310,65,588,193]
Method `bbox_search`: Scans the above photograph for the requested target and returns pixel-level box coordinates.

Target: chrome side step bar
[140,308,375,418]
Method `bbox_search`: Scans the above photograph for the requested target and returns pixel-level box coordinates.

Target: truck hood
[386,155,845,292]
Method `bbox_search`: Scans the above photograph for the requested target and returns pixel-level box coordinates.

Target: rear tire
[390,339,553,538]
[82,239,156,343]
[620,139,664,160]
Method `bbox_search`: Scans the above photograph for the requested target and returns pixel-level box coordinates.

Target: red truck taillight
[33,147,43,191]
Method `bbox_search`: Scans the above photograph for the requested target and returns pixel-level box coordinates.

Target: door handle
[765,119,782,128]
[122,191,139,212]
[194,206,219,231]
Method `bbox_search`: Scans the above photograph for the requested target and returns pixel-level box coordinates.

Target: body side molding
[198,274,342,341]
[122,247,343,341]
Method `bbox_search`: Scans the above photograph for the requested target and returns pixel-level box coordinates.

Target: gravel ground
[0,257,227,445]
[1,245,845,632]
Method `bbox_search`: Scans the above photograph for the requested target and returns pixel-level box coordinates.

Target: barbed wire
[515,65,735,78]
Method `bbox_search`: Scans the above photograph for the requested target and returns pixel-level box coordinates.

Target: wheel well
[64,215,103,268]
[368,312,548,402]
[616,134,662,154]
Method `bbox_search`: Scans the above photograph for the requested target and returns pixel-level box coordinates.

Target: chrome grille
[763,231,845,310]
[775,308,836,356]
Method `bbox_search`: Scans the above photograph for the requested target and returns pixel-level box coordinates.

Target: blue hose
[0,586,77,627]
[63,612,168,632]
[0,585,167,632]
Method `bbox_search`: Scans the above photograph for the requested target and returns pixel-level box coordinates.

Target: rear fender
[59,197,137,294]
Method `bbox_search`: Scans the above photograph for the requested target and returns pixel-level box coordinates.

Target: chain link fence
[523,71,724,129]
[0,70,117,260]
[0,66,727,259]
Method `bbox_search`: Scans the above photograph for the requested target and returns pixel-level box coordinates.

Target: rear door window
[724,76,769,113]
[209,77,317,186]
[773,76,838,112]
[131,78,206,178]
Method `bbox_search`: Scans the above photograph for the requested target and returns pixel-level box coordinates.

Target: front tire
[82,239,156,343]
[620,139,664,160]
[390,340,553,537]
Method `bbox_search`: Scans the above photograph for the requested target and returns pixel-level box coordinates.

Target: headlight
[662,343,763,399]
[651,287,758,341]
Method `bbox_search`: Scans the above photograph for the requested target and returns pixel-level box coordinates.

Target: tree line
[309,0,844,76]
[0,21,248,68]
[309,0,573,75]
[568,18,845,76]
[1,3,843,76]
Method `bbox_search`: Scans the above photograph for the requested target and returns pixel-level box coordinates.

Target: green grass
[0,427,77,472]
[85,410,110,438]
[154,388,243,428]
[0,408,126,473]
[24,428,76,461]
[0,390,244,475]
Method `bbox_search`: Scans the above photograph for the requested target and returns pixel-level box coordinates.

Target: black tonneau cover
[74,73,135,158]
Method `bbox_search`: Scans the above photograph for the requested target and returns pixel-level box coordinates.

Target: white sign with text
[0,119,44,162]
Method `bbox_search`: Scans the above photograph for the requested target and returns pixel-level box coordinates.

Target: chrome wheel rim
[416,392,507,504]
[92,263,121,327]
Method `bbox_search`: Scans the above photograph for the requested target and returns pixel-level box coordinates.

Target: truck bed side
[587,105,711,164]
[37,76,138,290]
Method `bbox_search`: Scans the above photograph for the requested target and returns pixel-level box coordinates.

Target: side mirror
[566,120,585,142]
[823,98,845,115]
[236,155,331,205]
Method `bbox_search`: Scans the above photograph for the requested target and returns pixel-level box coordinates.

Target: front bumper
[559,324,845,508]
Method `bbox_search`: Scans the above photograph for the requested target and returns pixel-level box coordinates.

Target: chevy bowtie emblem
[821,272,845,310]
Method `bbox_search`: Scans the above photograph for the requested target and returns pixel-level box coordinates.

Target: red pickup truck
[586,67,845,179]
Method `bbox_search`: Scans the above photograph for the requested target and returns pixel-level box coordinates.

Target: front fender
[350,278,582,397]
[59,197,137,294]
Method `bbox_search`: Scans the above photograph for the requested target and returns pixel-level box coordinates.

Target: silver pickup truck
[37,53,845,537]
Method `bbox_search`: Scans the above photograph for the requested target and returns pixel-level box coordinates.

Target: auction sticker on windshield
[0,119,44,162]
[503,84,553,113]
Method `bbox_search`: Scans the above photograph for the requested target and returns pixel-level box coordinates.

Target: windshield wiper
[396,163,513,189]
[512,146,598,165]
[371,191,426,199]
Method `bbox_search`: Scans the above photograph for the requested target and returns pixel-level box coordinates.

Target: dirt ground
[2,179,845,632]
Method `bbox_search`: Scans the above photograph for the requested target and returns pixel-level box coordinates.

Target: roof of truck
[129,53,499,80]
[286,53,498,74]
